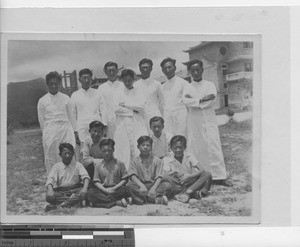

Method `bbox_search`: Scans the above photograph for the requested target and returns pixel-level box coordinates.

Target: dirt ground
[6,119,253,217]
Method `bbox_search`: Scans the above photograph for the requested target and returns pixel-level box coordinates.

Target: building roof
[183,42,212,53]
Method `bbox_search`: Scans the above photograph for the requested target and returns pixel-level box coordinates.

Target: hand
[79,188,88,199]
[74,131,81,145]
[139,184,148,198]
[179,174,191,185]
[105,187,116,194]
[148,188,157,201]
[185,94,192,98]
[47,188,55,199]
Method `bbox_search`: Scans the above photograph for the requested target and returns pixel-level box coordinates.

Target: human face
[101,145,114,161]
[162,61,176,80]
[139,63,152,79]
[138,141,152,156]
[171,141,186,158]
[105,65,118,82]
[79,73,92,90]
[189,63,203,81]
[150,121,164,138]
[47,78,60,95]
[89,127,103,143]
[60,147,74,165]
[122,75,134,90]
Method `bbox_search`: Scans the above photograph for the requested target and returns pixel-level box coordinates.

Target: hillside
[7,78,48,128]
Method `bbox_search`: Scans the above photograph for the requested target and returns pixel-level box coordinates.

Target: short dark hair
[139,58,153,67]
[46,71,61,84]
[187,59,204,71]
[79,68,93,78]
[59,143,74,154]
[99,138,115,149]
[137,135,153,146]
[149,116,164,127]
[104,62,118,71]
[89,120,105,130]
[160,57,176,68]
[170,135,187,148]
[120,69,135,79]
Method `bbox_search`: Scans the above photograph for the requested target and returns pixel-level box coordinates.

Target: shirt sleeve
[67,96,77,131]
[78,163,91,182]
[154,157,163,180]
[118,162,129,181]
[80,139,94,168]
[92,163,102,183]
[124,95,146,112]
[98,92,108,126]
[128,158,140,178]
[162,157,172,172]
[115,92,134,116]
[188,154,205,174]
[198,82,217,109]
[37,99,45,132]
[182,84,202,108]
[45,164,58,187]
[157,82,164,116]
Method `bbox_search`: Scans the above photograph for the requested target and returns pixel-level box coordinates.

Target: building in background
[183,41,253,110]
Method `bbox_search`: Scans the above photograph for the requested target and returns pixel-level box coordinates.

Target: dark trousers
[163,171,212,197]
[46,186,83,207]
[87,186,129,208]
[126,181,173,205]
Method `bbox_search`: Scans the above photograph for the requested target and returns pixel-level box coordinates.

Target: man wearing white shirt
[98,62,123,139]
[114,69,148,169]
[37,71,76,175]
[160,57,189,136]
[183,59,228,185]
[135,58,164,133]
[71,68,108,154]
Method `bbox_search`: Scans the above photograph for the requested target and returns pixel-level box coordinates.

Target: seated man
[163,135,212,203]
[149,116,172,159]
[126,136,172,205]
[80,121,105,180]
[87,139,130,208]
[45,143,90,212]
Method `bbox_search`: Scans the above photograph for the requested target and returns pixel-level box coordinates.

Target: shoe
[126,197,133,205]
[174,193,190,203]
[194,190,202,200]
[45,204,57,212]
[81,200,86,207]
[155,195,168,205]
[116,198,127,207]
[213,179,231,187]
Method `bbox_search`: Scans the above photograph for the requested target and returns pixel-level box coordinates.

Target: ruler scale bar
[1,226,135,247]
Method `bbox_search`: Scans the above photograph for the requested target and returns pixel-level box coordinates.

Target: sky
[7,40,200,83]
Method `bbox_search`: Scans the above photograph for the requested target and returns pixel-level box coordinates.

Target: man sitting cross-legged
[45,143,90,212]
[162,135,212,203]
[87,139,131,208]
[126,136,172,205]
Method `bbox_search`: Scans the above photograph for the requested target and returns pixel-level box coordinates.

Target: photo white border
[1,32,261,224]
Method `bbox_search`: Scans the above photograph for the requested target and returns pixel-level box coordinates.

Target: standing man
[98,62,123,139]
[135,58,164,133]
[160,57,189,136]
[37,71,76,175]
[71,68,108,158]
[183,59,228,184]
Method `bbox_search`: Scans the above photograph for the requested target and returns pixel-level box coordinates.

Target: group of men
[37,57,228,211]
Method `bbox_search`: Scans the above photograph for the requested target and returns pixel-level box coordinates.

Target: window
[244,62,253,72]
[221,64,228,75]
[243,42,253,48]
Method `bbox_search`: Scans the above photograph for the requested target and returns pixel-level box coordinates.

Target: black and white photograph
[1,34,260,224]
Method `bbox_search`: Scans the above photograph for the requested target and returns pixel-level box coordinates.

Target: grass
[6,119,253,216]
